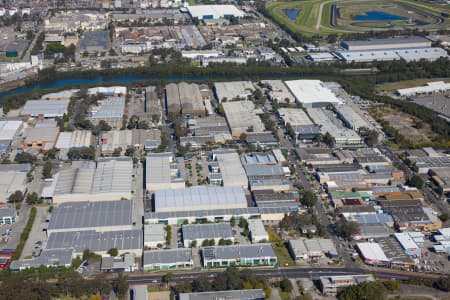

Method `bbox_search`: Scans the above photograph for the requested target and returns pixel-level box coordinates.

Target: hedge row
[11,207,37,261]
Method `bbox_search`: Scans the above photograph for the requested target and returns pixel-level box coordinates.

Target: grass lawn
[274,243,296,267]
[376,78,450,92]
[266,0,449,36]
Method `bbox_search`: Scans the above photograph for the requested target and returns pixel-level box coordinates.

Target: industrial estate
[0,0,449,300]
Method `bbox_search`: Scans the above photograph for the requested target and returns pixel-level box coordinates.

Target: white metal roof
[284,80,341,105]
[357,242,390,262]
[22,100,69,117]
[0,120,22,141]
[394,232,419,250]
[397,81,450,96]
[187,5,244,19]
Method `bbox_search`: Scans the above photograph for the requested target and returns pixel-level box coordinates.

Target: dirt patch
[373,106,436,145]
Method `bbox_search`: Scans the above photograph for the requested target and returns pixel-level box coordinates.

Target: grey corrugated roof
[182,223,233,240]
[154,186,247,211]
[10,248,73,270]
[46,229,143,252]
[143,248,192,265]
[244,164,284,177]
[179,289,265,300]
[201,244,275,260]
[48,200,133,231]
[342,36,429,47]
[144,206,299,220]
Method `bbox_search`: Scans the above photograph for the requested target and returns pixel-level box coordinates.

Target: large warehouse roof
[154,186,247,212]
[91,158,133,194]
[278,108,313,126]
[213,150,248,188]
[55,130,92,149]
[21,100,69,117]
[182,223,233,241]
[202,244,275,260]
[46,229,142,252]
[342,36,430,49]
[47,200,133,232]
[397,81,450,96]
[0,120,22,141]
[146,153,185,191]
[284,80,341,107]
[179,290,265,300]
[90,97,125,119]
[187,5,244,20]
[44,158,133,200]
[214,81,254,102]
[143,249,192,265]
[357,242,390,263]
[222,101,264,134]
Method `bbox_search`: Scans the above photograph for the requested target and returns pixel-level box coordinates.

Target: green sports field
[266,0,450,36]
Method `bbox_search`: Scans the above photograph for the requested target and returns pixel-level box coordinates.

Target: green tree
[42,161,53,179]
[26,192,39,205]
[279,278,293,293]
[335,219,360,240]
[301,191,317,208]
[230,216,236,227]
[9,190,24,203]
[162,272,173,284]
[113,274,129,299]
[435,276,450,292]
[107,248,119,257]
[408,175,424,188]
[14,152,37,163]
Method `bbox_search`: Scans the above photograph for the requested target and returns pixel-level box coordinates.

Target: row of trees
[0,271,129,300]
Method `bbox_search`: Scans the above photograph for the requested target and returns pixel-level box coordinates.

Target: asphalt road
[126,266,439,285]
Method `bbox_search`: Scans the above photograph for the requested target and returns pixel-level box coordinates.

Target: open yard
[376,78,450,92]
[266,0,450,36]
[372,106,437,145]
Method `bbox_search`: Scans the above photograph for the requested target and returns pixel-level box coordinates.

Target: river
[0,76,151,100]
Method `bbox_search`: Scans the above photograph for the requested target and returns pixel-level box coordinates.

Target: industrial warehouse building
[165,82,206,116]
[341,36,431,51]
[89,97,125,128]
[0,206,17,225]
[356,242,390,267]
[46,200,135,235]
[55,130,92,159]
[46,229,143,257]
[144,206,299,225]
[214,81,254,102]
[153,186,247,213]
[100,130,132,156]
[245,164,290,192]
[41,158,134,204]
[222,101,265,136]
[187,5,244,20]
[284,80,342,108]
[179,290,265,300]
[336,47,448,63]
[307,108,362,146]
[23,126,60,151]
[143,249,193,271]
[55,130,92,150]
[397,81,450,97]
[201,244,277,268]
[10,248,73,271]
[212,150,248,188]
[144,224,166,248]
[0,164,30,203]
[21,100,69,118]
[182,223,234,247]
[288,238,338,261]
[247,219,268,243]
[0,120,23,154]
[335,105,374,132]
[146,153,185,191]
